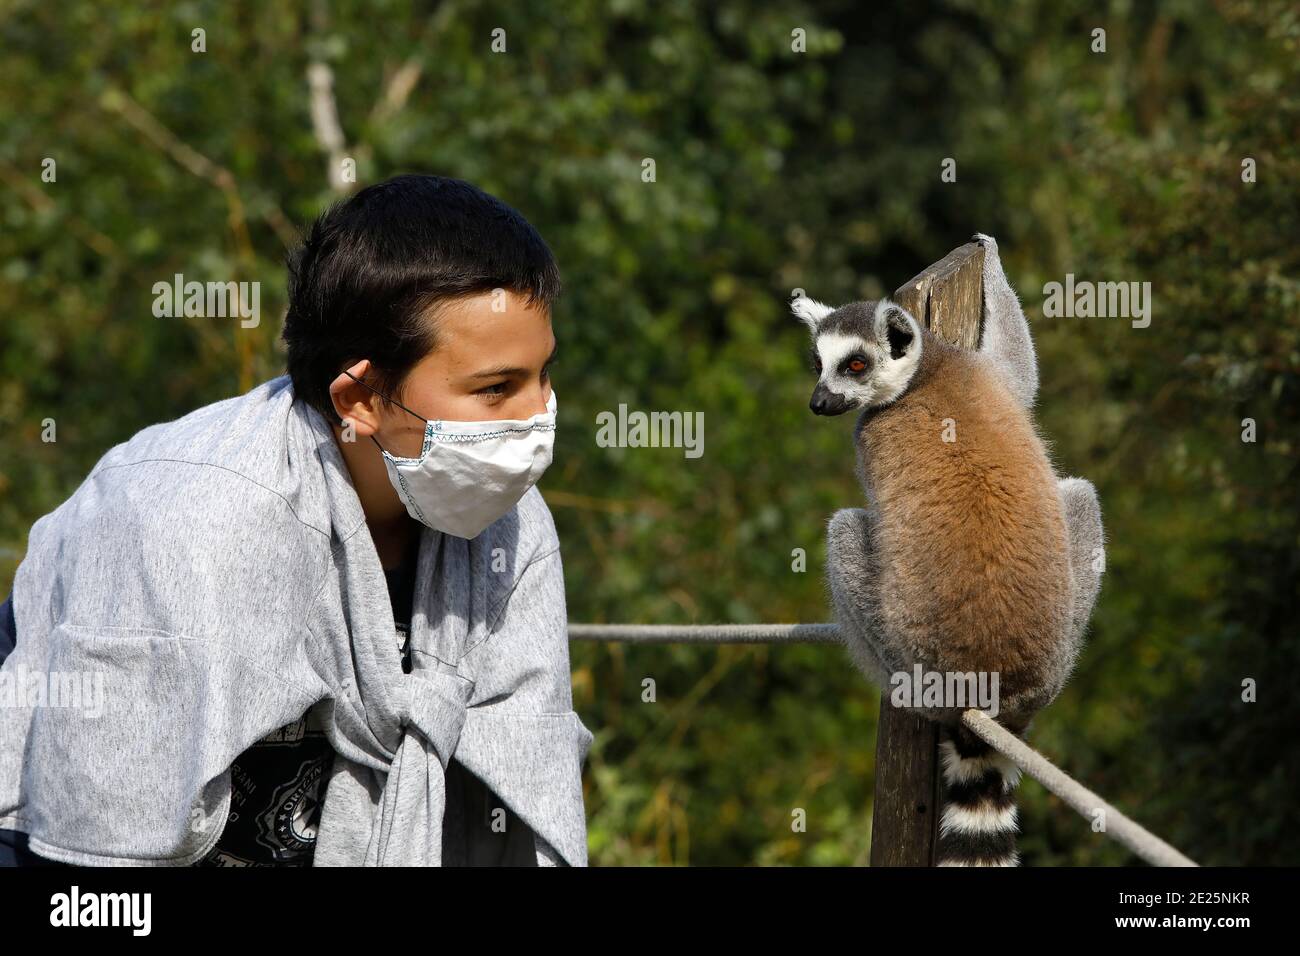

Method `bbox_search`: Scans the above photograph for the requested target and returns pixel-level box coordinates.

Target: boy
[0,174,592,866]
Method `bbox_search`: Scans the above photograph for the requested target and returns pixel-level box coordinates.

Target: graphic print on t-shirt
[196,706,335,867]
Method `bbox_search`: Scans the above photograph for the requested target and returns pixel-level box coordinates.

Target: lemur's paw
[972,232,998,251]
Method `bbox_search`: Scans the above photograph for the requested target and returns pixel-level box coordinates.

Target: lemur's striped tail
[936,722,1023,866]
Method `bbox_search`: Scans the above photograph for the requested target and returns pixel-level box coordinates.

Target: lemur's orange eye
[848,359,866,373]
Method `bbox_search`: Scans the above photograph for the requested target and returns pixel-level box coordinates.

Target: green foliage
[0,0,1295,864]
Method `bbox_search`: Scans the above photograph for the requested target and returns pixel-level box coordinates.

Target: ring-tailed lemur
[793,234,1105,867]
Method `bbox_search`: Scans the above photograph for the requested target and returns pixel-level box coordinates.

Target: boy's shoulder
[19,377,331,631]
[103,374,331,527]
[94,376,324,508]
[91,376,294,481]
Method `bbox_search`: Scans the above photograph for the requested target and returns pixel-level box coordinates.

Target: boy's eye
[479,382,508,396]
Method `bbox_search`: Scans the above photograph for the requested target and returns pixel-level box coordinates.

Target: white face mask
[347,373,557,539]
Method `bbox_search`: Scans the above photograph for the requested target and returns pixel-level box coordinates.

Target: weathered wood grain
[868,240,985,866]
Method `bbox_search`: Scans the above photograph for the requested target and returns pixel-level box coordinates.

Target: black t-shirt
[386,539,418,676]
[196,537,420,867]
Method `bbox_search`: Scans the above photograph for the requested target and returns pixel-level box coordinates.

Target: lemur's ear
[873,300,920,360]
[790,292,835,333]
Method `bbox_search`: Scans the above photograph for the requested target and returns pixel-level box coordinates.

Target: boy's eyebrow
[469,342,558,379]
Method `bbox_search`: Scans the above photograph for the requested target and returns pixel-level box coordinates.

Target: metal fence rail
[569,620,1199,867]
[960,709,1197,867]
[567,623,840,644]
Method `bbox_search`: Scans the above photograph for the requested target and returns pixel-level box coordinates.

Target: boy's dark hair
[283,174,561,423]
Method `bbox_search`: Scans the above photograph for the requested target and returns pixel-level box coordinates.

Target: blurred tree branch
[97,85,291,389]
[307,0,459,192]
[0,162,122,262]
[97,86,299,251]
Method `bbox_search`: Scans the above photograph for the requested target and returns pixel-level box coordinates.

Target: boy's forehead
[421,291,553,366]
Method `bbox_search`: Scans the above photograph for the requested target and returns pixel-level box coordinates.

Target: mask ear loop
[342,370,430,456]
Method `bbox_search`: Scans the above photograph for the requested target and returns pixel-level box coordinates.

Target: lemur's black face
[806,333,876,415]
[792,297,922,415]
[807,342,867,415]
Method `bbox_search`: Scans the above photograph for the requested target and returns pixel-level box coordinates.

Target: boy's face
[371,290,556,459]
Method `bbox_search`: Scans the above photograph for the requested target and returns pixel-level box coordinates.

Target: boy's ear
[790,292,835,334]
[328,358,383,435]
[873,300,919,360]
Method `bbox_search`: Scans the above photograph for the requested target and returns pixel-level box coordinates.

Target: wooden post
[868,240,985,866]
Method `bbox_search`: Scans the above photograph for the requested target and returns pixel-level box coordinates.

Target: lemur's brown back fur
[854,328,1072,729]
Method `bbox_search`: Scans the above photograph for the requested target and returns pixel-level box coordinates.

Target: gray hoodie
[0,375,593,866]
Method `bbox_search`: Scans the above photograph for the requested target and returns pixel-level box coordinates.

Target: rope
[567,623,841,644]
[960,709,1198,867]
[567,621,1199,867]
